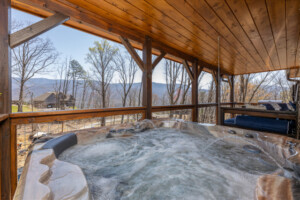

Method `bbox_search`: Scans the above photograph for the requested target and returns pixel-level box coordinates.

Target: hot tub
[13,120,300,200]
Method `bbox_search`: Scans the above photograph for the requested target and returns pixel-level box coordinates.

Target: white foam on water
[60,128,280,200]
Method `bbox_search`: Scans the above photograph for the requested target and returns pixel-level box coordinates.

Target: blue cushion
[235,115,289,134]
[289,101,296,111]
[224,118,235,125]
[277,103,290,111]
[263,104,275,110]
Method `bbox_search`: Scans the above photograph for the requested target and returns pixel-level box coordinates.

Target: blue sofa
[224,115,289,134]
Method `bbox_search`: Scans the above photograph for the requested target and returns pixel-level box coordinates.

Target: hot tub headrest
[42,133,77,157]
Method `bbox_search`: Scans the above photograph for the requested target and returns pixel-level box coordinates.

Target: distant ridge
[12,78,207,105]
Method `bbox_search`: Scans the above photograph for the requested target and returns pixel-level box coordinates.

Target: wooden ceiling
[11,0,300,75]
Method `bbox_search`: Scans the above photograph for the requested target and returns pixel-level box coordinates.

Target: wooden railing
[220,107,297,126]
[10,107,146,125]
[9,103,236,125]
[0,114,9,123]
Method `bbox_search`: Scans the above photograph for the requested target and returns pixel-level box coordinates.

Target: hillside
[12,78,203,105]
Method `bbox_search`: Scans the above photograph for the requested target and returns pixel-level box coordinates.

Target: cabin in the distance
[33,92,75,109]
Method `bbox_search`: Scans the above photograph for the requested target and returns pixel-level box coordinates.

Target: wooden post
[296,83,300,139]
[0,0,12,199]
[229,75,235,118]
[217,73,221,125]
[191,60,198,122]
[142,36,152,119]
[213,71,221,125]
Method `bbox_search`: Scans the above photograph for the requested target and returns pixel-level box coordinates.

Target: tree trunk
[18,80,24,112]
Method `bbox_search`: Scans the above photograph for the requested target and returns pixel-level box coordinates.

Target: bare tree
[179,69,192,105]
[164,60,184,118]
[53,58,72,110]
[237,74,252,103]
[69,60,85,109]
[86,40,118,126]
[80,72,91,109]
[12,37,58,112]
[115,54,138,123]
[274,72,292,102]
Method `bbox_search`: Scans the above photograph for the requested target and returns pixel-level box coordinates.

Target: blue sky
[12,9,212,86]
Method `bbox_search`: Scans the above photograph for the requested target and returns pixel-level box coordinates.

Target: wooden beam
[152,50,166,70]
[0,114,9,123]
[119,36,144,70]
[142,36,152,119]
[212,70,221,124]
[191,60,198,122]
[182,60,194,81]
[0,0,12,199]
[229,75,235,118]
[10,107,146,125]
[296,83,300,140]
[198,66,204,77]
[9,12,69,48]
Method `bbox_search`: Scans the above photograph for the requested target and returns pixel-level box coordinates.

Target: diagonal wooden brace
[10,13,69,48]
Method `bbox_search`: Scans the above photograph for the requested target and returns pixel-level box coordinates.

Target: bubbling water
[59,127,280,200]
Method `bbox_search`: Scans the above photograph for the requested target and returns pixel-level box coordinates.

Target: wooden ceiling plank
[13,0,228,75]
[124,0,245,73]
[265,0,287,69]
[106,0,235,71]
[102,0,235,70]
[286,0,300,68]
[182,0,262,72]
[162,0,250,73]
[225,0,275,71]
[245,0,281,70]
[13,0,300,75]
[65,0,223,68]
[205,0,268,70]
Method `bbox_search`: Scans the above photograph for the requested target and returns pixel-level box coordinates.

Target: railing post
[142,36,152,119]
[192,60,199,122]
[0,0,12,199]
[220,107,224,125]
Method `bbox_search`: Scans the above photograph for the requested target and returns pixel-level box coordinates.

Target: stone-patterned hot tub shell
[13,120,300,200]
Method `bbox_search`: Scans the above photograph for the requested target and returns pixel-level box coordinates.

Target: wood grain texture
[119,36,144,71]
[0,114,9,123]
[11,0,300,75]
[191,60,199,122]
[152,51,166,70]
[0,0,12,199]
[9,12,69,48]
[182,60,194,81]
[10,124,17,197]
[10,107,146,125]
[142,36,152,119]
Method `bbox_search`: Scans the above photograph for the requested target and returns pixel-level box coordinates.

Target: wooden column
[229,75,235,118]
[142,36,152,119]
[0,0,12,199]
[191,60,199,122]
[296,83,300,139]
[213,71,221,125]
